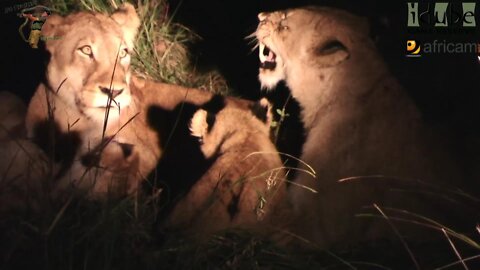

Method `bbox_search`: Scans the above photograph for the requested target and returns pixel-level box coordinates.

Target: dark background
[1,0,479,149]
[166,0,480,125]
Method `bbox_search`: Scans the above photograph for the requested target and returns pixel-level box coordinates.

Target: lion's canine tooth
[259,43,266,63]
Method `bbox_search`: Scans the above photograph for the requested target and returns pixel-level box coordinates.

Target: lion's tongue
[266,50,276,61]
[259,44,276,64]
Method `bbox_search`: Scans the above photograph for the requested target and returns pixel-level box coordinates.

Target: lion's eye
[79,45,93,56]
[318,40,347,55]
[119,48,128,58]
[278,23,289,31]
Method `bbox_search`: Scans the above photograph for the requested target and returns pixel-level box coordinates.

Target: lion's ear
[41,14,63,38]
[111,3,140,48]
[41,14,63,51]
[189,109,210,140]
[249,98,273,126]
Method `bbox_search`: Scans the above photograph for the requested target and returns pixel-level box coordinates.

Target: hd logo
[406,40,422,57]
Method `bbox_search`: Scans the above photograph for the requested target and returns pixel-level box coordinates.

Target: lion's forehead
[79,25,123,41]
[265,11,285,22]
[62,13,126,43]
[264,7,357,25]
[260,7,365,42]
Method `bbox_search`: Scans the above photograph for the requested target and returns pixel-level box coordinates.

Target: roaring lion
[165,96,288,238]
[254,7,466,248]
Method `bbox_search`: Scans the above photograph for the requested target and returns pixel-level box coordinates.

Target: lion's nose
[100,87,124,98]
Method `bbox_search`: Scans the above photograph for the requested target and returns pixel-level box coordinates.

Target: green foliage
[271,95,291,145]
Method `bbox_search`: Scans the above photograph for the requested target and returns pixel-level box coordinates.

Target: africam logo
[406,40,422,57]
[17,5,60,49]
[407,39,479,59]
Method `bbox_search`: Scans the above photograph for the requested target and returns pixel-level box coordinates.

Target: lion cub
[165,96,288,239]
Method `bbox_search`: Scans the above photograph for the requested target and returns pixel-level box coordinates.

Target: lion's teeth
[259,43,277,64]
[259,43,266,63]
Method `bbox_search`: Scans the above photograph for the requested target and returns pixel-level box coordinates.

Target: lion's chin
[258,70,282,90]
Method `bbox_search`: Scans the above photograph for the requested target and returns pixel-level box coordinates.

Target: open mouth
[259,43,277,70]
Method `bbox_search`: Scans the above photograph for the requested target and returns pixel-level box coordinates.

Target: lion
[24,4,262,199]
[0,91,28,140]
[24,3,144,197]
[0,138,50,213]
[164,95,289,239]
[254,7,467,248]
[0,91,49,213]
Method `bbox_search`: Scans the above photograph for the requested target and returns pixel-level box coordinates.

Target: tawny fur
[25,5,259,198]
[0,91,28,140]
[25,3,142,197]
[255,7,464,248]
[0,92,49,213]
[166,102,289,239]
